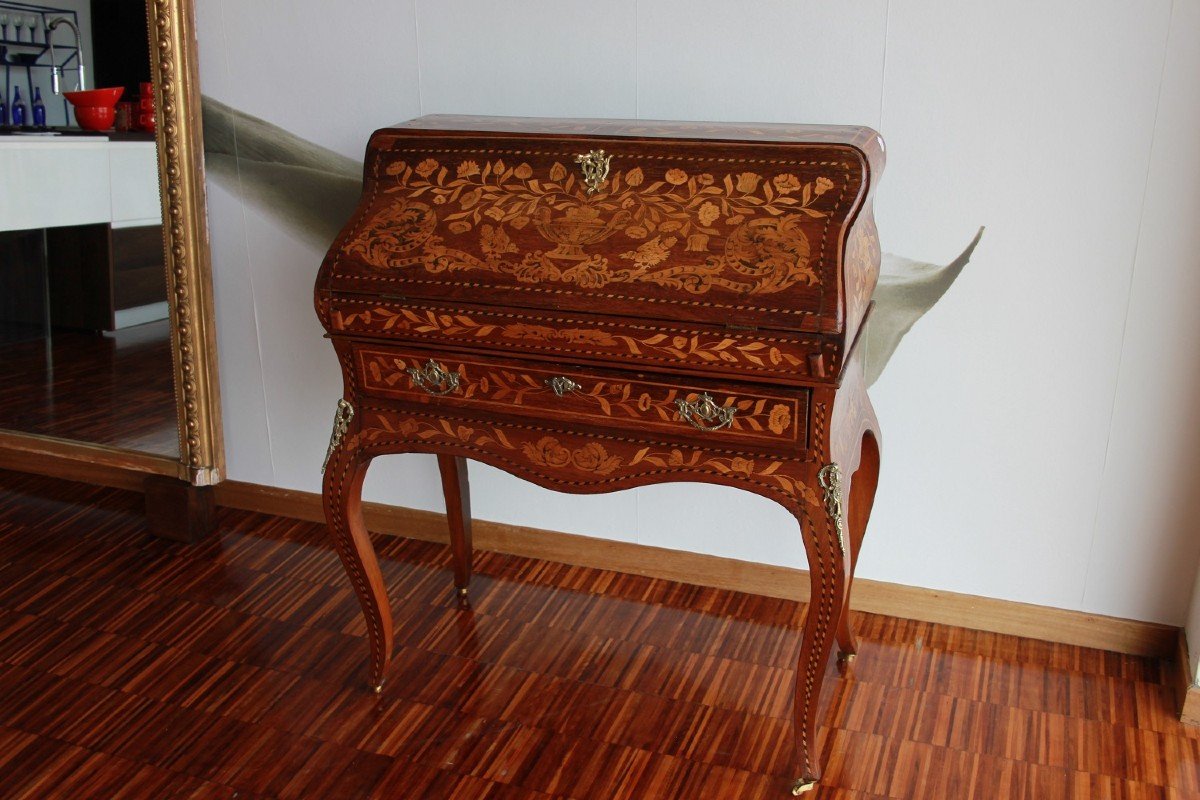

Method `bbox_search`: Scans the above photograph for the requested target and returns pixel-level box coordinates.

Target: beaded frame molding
[146,0,224,485]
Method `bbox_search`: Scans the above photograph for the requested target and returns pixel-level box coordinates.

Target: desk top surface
[392,114,883,153]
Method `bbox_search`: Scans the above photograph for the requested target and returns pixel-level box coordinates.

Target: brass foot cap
[456,586,469,599]
[791,777,818,795]
[837,651,856,663]
[371,682,383,694]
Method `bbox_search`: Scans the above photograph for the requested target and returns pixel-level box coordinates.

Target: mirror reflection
[0,0,178,457]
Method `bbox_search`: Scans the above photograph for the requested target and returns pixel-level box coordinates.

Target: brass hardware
[545,376,581,397]
[574,149,612,195]
[817,463,846,555]
[675,393,735,432]
[837,651,857,664]
[406,359,461,396]
[456,587,470,599]
[371,682,383,695]
[791,777,818,795]
[321,399,355,474]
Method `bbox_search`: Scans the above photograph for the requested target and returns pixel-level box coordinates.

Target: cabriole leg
[834,431,881,665]
[790,487,849,793]
[322,400,393,693]
[437,454,474,599]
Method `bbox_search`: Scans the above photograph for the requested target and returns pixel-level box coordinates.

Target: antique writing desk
[315,115,884,794]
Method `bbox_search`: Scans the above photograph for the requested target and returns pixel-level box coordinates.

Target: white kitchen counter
[0,138,162,233]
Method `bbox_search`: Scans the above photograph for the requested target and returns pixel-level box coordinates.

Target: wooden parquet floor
[0,321,178,457]
[0,469,1196,799]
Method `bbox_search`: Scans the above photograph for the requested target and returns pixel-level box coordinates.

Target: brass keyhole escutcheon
[675,392,736,432]
[405,359,461,396]
[545,376,581,397]
[575,150,612,195]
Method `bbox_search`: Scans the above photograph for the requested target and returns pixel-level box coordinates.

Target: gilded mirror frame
[146,0,223,485]
[0,0,223,488]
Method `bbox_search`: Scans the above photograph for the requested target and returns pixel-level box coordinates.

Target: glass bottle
[32,87,44,127]
[11,86,25,127]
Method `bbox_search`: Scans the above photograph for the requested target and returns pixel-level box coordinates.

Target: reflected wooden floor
[0,469,1196,799]
[0,321,178,457]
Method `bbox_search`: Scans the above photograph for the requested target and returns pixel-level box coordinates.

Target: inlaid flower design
[334,306,819,372]
[350,153,839,297]
[359,412,811,500]
[768,404,791,435]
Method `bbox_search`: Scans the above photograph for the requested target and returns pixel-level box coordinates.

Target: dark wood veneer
[0,229,49,329]
[46,224,114,332]
[45,223,168,331]
[143,473,215,542]
[111,226,169,310]
[316,115,886,792]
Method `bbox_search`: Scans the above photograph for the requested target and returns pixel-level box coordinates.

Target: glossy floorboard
[0,470,1195,799]
[0,321,178,457]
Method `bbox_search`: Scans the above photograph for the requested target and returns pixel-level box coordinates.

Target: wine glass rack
[0,1,79,128]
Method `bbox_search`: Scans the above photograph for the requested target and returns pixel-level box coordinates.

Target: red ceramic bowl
[63,87,125,131]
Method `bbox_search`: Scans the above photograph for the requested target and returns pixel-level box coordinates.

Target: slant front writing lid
[318,116,883,337]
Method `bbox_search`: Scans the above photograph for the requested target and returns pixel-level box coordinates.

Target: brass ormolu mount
[321,399,355,473]
[575,149,612,195]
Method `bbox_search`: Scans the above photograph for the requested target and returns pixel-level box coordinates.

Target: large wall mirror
[0,0,221,492]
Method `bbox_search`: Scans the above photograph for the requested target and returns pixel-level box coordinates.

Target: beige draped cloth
[201,96,982,386]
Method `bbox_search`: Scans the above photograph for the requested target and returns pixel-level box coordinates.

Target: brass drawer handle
[675,393,735,432]
[545,376,581,397]
[406,359,461,396]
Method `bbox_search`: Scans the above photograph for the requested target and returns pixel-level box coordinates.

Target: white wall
[1086,0,1200,626]
[195,0,1200,626]
[1174,0,1200,654]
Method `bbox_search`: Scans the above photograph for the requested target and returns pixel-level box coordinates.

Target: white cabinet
[0,138,161,232]
[0,140,112,231]
[109,141,162,227]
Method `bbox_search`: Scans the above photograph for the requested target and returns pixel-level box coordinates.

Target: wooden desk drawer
[351,343,808,450]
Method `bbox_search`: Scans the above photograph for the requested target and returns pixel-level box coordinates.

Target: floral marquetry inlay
[356,412,819,499]
[343,154,841,297]
[360,414,626,476]
[332,304,831,377]
[355,348,799,442]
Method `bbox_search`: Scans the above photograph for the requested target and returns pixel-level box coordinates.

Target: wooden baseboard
[212,478,1179,659]
[1176,630,1200,726]
[0,444,1180,662]
[0,431,179,491]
